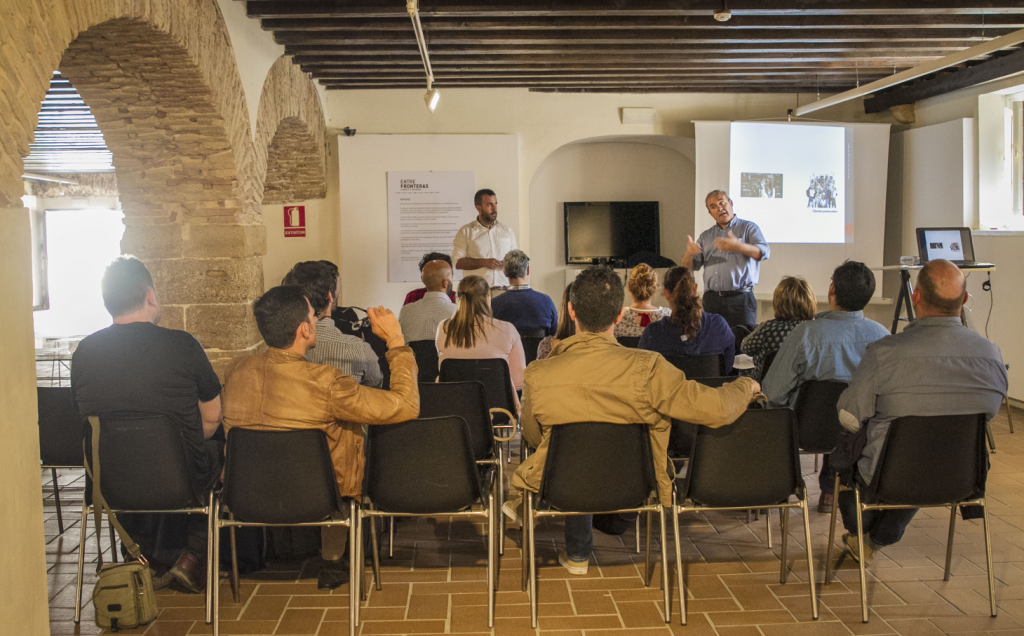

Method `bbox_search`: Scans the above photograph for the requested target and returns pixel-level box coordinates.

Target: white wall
[528,139,694,302]
[336,134,519,310]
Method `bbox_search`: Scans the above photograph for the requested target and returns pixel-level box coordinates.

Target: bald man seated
[835,259,1007,563]
[398,259,457,342]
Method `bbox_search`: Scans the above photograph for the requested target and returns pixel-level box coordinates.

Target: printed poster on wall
[387,170,475,283]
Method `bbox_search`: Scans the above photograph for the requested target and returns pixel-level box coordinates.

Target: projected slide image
[806,173,838,211]
[729,122,846,244]
[741,173,783,198]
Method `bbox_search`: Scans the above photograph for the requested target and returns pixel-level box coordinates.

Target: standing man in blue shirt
[682,190,770,327]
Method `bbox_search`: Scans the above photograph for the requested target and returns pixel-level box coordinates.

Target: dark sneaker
[169,549,206,594]
[317,558,350,591]
[817,491,835,514]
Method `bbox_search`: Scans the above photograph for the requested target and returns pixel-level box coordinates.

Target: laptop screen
[916,227,976,263]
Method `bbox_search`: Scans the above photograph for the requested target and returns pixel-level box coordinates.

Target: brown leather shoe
[817,491,835,514]
[170,549,206,594]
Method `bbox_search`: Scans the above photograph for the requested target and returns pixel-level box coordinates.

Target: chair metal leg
[982,500,997,617]
[521,514,528,592]
[644,510,653,587]
[765,509,772,548]
[1005,395,1015,434]
[357,515,367,602]
[659,507,670,622]
[780,507,790,584]
[497,451,505,557]
[74,499,88,624]
[229,525,240,603]
[52,468,64,534]
[487,493,495,628]
[527,493,538,628]
[747,509,752,523]
[635,515,641,554]
[944,504,957,581]
[800,496,819,620]
[672,507,686,625]
[206,490,217,623]
[854,488,869,623]
[349,501,360,630]
[212,514,221,636]
[814,454,819,472]
[388,516,394,558]
[825,474,841,586]
[371,517,382,591]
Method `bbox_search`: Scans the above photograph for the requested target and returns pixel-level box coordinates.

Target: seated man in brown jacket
[508,266,760,575]
[222,285,419,590]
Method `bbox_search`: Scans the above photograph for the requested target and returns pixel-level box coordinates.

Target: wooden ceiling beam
[305,62,911,73]
[313,70,892,80]
[284,42,971,56]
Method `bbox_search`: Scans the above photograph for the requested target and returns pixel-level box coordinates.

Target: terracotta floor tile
[888,618,953,636]
[536,614,623,630]
[146,622,196,636]
[357,620,447,634]
[707,609,798,626]
[274,608,324,635]
[617,599,670,628]
[407,594,448,620]
[716,626,765,636]
[240,596,289,621]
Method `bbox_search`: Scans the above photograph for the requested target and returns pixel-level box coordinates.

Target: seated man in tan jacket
[222,285,419,590]
[508,266,760,575]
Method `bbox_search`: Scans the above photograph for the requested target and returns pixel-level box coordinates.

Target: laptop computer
[916,227,994,268]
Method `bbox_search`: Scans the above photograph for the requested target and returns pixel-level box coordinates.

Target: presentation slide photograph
[922,229,966,261]
[729,122,846,244]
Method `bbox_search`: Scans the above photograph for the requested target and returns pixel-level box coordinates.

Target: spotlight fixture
[713,0,731,21]
[424,79,440,112]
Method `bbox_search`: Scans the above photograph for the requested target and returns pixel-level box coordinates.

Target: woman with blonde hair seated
[535,282,574,361]
[638,266,736,373]
[436,275,526,404]
[614,263,672,338]
[741,276,817,381]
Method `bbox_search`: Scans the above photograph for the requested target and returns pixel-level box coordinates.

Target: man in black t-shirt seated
[71,256,223,593]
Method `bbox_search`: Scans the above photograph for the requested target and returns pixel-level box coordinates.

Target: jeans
[702,290,757,329]
[564,515,593,560]
[838,489,918,547]
[818,454,836,494]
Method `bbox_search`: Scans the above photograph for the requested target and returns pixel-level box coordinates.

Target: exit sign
[284,206,306,237]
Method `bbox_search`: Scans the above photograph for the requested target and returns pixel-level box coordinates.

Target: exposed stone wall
[28,173,119,198]
[255,56,327,204]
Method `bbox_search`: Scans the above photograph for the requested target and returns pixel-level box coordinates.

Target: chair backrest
[539,422,657,513]
[760,350,778,380]
[38,386,85,467]
[87,414,199,511]
[668,376,738,457]
[664,354,724,378]
[682,408,801,508]
[518,327,547,339]
[418,382,494,461]
[522,336,544,365]
[365,416,482,514]
[438,358,517,417]
[223,428,344,524]
[616,336,641,348]
[792,380,849,453]
[408,340,440,383]
[868,414,987,506]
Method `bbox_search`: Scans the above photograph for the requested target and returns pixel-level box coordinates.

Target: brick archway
[255,56,327,205]
[2,0,265,369]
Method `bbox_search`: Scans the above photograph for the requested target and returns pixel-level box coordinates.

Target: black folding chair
[37,386,94,536]
[214,428,358,636]
[361,416,497,626]
[517,327,546,339]
[76,414,216,625]
[525,422,670,627]
[664,354,725,378]
[616,336,641,348]
[439,358,519,463]
[419,382,507,554]
[408,340,440,383]
[793,380,848,472]
[672,407,817,624]
[825,414,994,623]
[522,337,544,365]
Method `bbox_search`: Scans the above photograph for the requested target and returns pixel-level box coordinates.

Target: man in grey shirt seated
[398,258,456,342]
[836,259,1007,562]
[283,261,383,387]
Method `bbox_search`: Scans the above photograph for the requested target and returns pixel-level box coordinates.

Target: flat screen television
[564,201,660,266]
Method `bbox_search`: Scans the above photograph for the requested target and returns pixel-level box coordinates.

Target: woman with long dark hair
[436,275,526,398]
[535,282,574,361]
[638,266,736,373]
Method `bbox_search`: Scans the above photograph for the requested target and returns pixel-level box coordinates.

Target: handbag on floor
[86,416,158,632]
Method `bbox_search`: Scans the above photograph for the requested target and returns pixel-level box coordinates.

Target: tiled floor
[47,406,1024,635]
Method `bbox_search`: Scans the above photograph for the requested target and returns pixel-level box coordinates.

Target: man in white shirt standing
[452,188,518,291]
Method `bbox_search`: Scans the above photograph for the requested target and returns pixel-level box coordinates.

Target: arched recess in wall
[254,56,327,205]
[527,135,696,299]
[3,0,265,370]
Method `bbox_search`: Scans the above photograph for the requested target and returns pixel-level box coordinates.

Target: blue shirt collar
[815,309,865,321]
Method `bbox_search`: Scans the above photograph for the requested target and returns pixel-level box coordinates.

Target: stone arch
[2,0,266,369]
[254,56,327,204]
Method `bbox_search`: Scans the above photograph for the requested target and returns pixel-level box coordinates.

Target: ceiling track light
[714,0,731,22]
[407,0,439,112]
